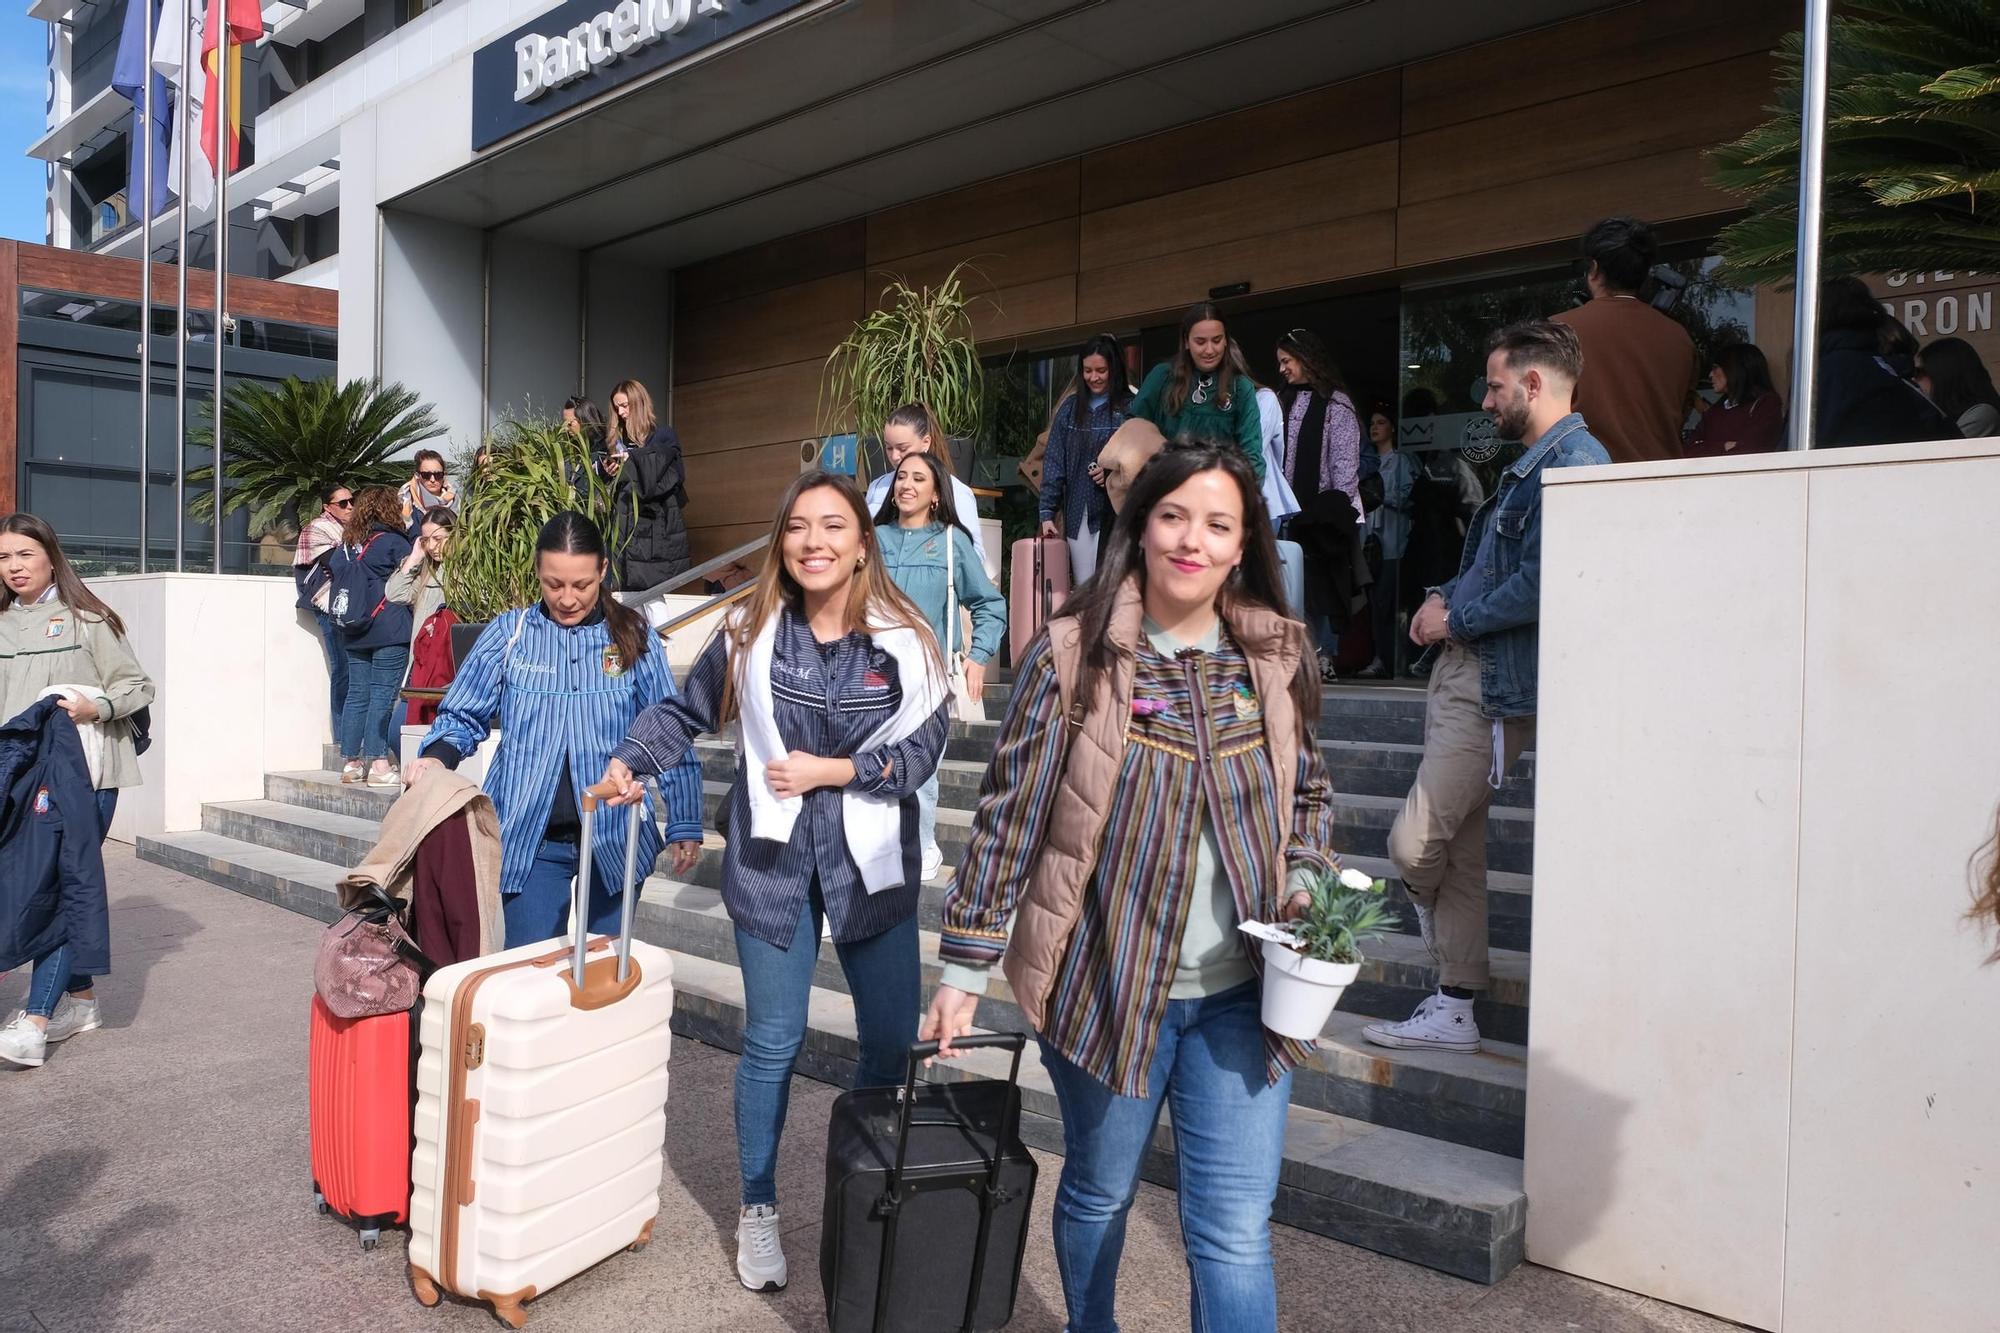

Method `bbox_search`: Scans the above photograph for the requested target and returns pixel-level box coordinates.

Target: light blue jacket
[1438,413,1610,718]
[874,522,1006,664]
[422,606,704,899]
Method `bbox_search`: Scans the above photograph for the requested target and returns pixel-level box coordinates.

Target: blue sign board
[471,0,815,151]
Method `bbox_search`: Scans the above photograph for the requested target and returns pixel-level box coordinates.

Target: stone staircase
[139,678,1539,1284]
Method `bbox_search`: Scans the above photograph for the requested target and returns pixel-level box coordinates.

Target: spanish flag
[198,0,261,175]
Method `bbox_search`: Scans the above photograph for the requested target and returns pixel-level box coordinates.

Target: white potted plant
[1240,867,1397,1041]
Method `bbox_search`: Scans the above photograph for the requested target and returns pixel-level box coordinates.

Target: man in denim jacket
[1365,320,1609,1054]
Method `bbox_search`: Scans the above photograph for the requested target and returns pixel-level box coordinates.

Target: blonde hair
[710,472,942,725]
[610,379,657,448]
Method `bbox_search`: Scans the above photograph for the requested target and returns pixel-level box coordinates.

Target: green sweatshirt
[1128,362,1266,479]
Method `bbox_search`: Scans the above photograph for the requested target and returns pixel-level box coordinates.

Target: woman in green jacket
[0,513,156,1069]
[873,451,1005,879]
[1128,302,1266,478]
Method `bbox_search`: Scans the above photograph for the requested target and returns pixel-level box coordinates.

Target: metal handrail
[621,536,769,607]
[654,582,755,642]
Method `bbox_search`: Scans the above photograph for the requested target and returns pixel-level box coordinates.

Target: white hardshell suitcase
[407,781,672,1328]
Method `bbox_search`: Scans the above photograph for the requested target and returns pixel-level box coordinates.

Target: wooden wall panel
[682,440,816,526]
[673,358,824,456]
[1401,0,1794,135]
[867,160,1079,266]
[676,220,865,312]
[1400,54,1773,207]
[675,270,863,386]
[1077,211,1397,326]
[1081,70,1401,213]
[685,520,769,565]
[15,243,338,326]
[1081,141,1398,272]
[1396,145,1737,269]
[869,218,1080,300]
[964,275,1077,344]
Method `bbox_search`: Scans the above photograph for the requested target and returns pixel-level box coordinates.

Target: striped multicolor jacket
[941,616,1339,1097]
[422,606,703,901]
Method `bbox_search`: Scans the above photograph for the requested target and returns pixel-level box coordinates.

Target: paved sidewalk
[1,849,1736,1332]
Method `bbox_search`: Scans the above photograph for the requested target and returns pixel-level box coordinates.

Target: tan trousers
[1387,642,1533,990]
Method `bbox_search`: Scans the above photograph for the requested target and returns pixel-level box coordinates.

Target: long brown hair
[536,511,649,675]
[1973,807,2000,964]
[1275,327,1348,398]
[1163,302,1237,417]
[711,471,940,725]
[342,485,403,545]
[871,451,974,545]
[882,402,955,478]
[610,379,658,448]
[0,513,127,636]
[1058,442,1317,729]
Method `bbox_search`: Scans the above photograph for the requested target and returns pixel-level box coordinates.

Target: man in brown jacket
[1551,216,1699,464]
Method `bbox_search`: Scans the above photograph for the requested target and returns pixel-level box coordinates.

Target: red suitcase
[1008,537,1070,664]
[308,994,413,1249]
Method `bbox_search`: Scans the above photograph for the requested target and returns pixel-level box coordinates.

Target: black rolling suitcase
[820,1035,1038,1333]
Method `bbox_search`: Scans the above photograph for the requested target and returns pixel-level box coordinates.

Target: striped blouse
[941,624,1340,1097]
[611,607,951,948]
[422,605,705,901]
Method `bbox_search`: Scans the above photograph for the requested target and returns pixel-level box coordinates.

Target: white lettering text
[511,0,728,101]
[514,33,547,100]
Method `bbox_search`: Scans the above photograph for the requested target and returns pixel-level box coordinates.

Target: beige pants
[1387,642,1533,990]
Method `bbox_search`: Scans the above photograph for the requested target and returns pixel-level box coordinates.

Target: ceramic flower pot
[1258,937,1360,1041]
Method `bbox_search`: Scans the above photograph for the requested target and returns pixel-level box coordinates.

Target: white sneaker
[1362,994,1481,1053]
[736,1203,787,1292]
[44,995,101,1043]
[921,843,944,881]
[0,1012,48,1068]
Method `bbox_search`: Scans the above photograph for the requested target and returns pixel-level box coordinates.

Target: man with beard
[1363,320,1607,1054]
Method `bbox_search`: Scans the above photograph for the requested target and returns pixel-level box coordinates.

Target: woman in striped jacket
[401,511,704,950]
[922,443,1341,1333]
[599,471,949,1297]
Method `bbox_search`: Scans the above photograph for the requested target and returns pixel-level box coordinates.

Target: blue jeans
[25,789,120,1017]
[339,643,409,762]
[501,840,621,950]
[735,881,919,1206]
[1040,981,1292,1333]
[314,610,350,739]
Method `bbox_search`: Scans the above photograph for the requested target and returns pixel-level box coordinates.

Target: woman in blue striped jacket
[599,471,949,1297]
[402,511,704,949]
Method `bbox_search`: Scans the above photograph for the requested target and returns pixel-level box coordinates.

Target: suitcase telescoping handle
[577,778,649,987]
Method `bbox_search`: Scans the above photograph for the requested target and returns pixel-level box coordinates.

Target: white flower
[1338,867,1378,893]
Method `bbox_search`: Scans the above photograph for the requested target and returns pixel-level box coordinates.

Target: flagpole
[137,2,154,576]
[1787,0,1832,451]
[211,32,227,575]
[173,6,192,573]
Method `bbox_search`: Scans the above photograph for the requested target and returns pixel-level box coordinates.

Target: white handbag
[944,528,985,723]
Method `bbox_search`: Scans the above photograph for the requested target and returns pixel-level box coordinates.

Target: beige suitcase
[407,781,673,1327]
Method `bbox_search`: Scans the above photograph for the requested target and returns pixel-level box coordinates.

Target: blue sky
[0,10,49,243]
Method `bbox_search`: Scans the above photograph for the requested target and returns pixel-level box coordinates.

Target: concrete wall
[584,252,672,413]
[379,208,486,451]
[87,575,328,842]
[488,235,584,425]
[1523,440,2000,1331]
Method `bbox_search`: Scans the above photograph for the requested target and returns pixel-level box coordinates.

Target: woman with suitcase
[0,512,155,1069]
[922,443,1342,1333]
[600,471,950,1296]
[401,511,704,950]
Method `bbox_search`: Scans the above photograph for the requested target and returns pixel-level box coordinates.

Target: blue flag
[111,0,171,223]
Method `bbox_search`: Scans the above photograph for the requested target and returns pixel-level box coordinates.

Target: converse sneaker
[0,1012,48,1068]
[44,995,101,1043]
[921,843,944,881]
[1362,993,1481,1053]
[735,1203,787,1292]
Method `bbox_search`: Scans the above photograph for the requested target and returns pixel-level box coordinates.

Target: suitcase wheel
[409,1264,441,1308]
[628,1216,656,1253]
[313,1191,328,1216]
[359,1228,380,1252]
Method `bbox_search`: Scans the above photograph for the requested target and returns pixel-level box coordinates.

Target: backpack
[327,536,388,634]
[294,548,334,611]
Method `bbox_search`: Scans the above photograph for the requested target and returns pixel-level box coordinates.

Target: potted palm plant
[442,415,629,664]
[1241,868,1397,1040]
[186,376,445,535]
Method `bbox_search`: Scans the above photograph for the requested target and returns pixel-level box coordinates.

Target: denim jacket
[1437,412,1609,718]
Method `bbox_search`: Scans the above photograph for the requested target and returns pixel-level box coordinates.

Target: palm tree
[186,377,445,532]
[1710,0,2000,284]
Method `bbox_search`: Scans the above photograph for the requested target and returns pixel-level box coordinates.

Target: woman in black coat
[607,379,692,592]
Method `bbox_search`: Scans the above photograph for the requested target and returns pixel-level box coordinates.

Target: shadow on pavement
[1,1147,177,1327]
[96,892,204,1031]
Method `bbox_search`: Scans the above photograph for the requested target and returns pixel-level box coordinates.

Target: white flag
[154,0,213,214]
